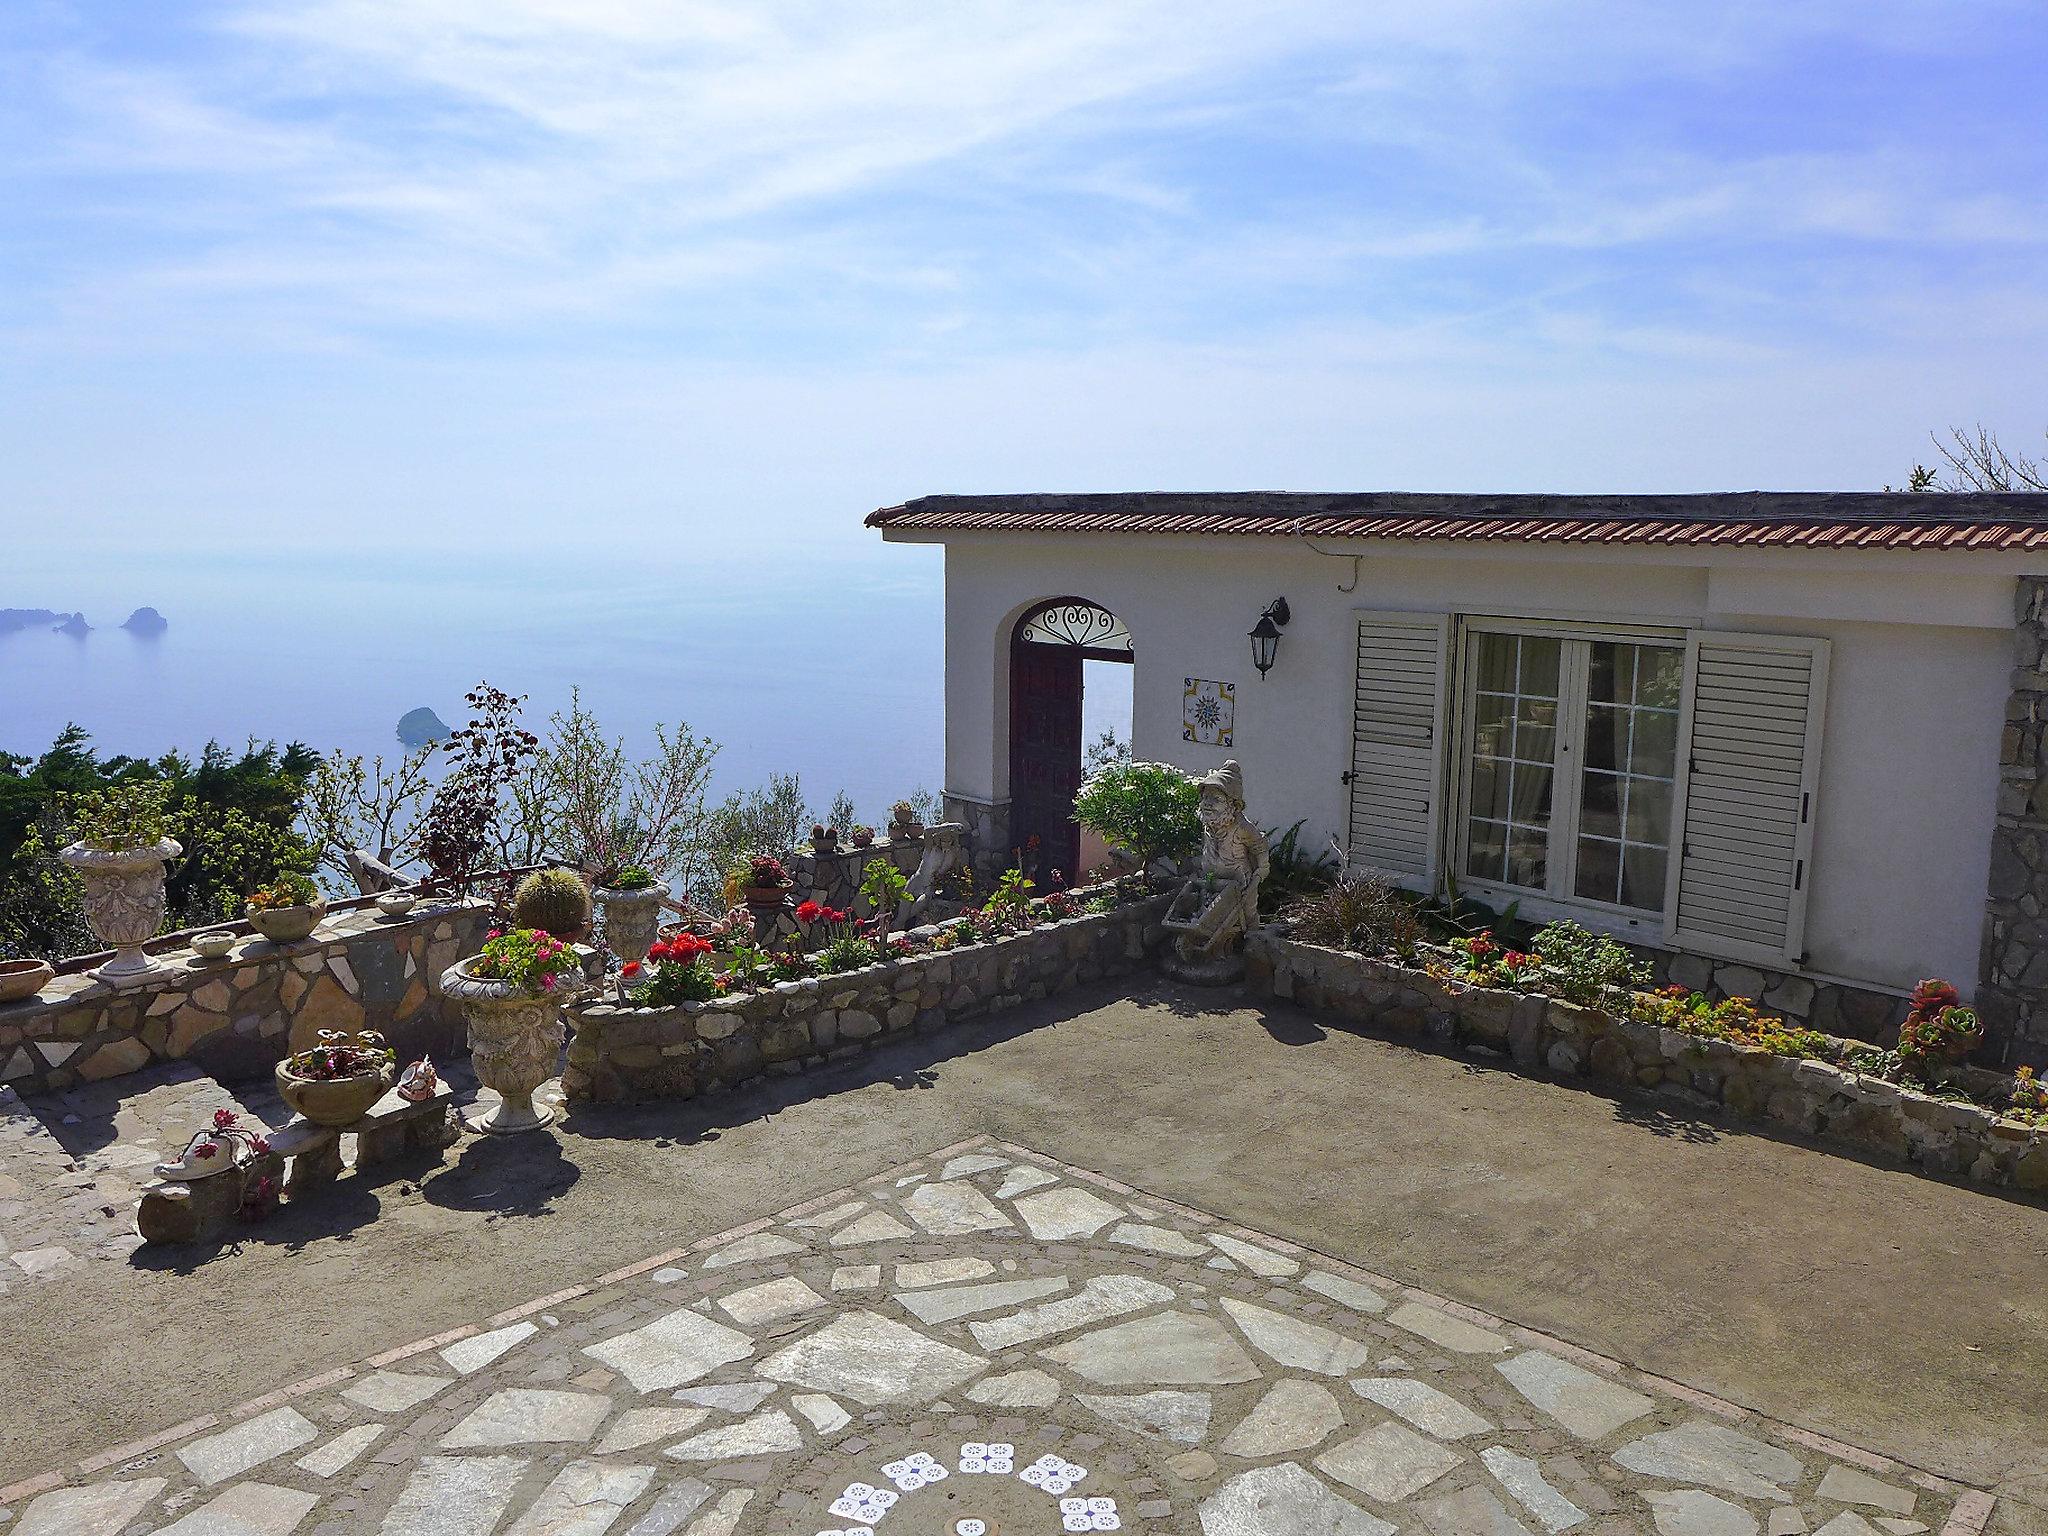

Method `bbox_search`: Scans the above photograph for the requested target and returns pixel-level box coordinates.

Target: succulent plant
[512,866,592,939]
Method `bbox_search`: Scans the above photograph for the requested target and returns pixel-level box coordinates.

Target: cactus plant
[512,866,591,940]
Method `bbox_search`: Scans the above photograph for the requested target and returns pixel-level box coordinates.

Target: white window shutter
[1664,632,1829,967]
[1348,611,1452,886]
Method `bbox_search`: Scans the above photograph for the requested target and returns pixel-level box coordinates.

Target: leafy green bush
[1259,821,1336,910]
[1072,760,1199,871]
[69,781,173,851]
[1526,920,1650,1004]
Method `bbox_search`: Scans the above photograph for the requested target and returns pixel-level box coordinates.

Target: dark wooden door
[1009,638,1084,880]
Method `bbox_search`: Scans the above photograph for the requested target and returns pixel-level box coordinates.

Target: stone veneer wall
[1247,926,2048,1192]
[942,792,1010,890]
[0,902,493,1096]
[564,895,1169,1103]
[1633,947,1907,1048]
[1978,573,2048,1070]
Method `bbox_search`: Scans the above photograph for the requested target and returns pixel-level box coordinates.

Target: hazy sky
[3,1,2045,558]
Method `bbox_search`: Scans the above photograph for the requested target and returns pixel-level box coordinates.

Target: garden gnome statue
[1161,760,1269,984]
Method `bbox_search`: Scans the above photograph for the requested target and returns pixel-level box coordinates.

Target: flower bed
[1247,926,2048,1192]
[563,887,1170,1103]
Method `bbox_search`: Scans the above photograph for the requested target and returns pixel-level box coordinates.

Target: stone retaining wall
[1247,926,2048,1193]
[563,895,1170,1103]
[0,903,493,1096]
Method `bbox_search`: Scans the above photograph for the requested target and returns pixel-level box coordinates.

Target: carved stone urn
[594,884,665,965]
[442,957,563,1134]
[60,837,182,981]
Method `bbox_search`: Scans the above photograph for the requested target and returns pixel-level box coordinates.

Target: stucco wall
[934,534,2011,999]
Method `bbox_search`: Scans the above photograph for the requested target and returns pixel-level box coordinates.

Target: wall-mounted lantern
[1248,597,1290,679]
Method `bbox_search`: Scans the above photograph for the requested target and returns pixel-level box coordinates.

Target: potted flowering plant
[442,927,582,1133]
[889,800,922,839]
[743,854,793,910]
[59,781,183,980]
[276,1029,396,1127]
[594,863,665,965]
[810,824,839,854]
[245,871,327,944]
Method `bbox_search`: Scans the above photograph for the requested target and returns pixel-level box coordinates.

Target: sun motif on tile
[1181,678,1235,747]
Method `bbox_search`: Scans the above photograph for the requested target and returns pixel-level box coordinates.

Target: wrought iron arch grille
[1017,601,1132,656]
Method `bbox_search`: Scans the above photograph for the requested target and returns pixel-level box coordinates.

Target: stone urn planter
[0,958,54,1004]
[276,1058,393,1127]
[189,930,237,962]
[375,890,417,920]
[442,957,564,1134]
[595,883,665,964]
[245,898,327,944]
[60,837,181,980]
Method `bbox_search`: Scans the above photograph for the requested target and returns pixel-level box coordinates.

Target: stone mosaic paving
[0,1137,2001,1536]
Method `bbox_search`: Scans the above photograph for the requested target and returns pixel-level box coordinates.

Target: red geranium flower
[795,900,824,924]
[648,940,672,961]
[621,960,642,978]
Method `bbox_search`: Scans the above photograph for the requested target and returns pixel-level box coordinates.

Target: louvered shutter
[1664,633,1829,966]
[1348,611,1452,885]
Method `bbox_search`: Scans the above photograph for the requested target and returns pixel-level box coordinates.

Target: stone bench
[136,1082,457,1244]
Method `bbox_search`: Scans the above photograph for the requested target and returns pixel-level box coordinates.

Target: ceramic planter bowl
[0,958,54,1004]
[60,837,182,980]
[190,930,237,961]
[375,891,418,920]
[245,899,327,944]
[275,1058,392,1126]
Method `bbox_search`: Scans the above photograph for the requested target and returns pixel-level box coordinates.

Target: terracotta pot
[594,884,665,964]
[60,837,181,980]
[0,958,54,1004]
[245,900,327,944]
[744,885,789,910]
[275,1059,392,1127]
[442,956,563,1134]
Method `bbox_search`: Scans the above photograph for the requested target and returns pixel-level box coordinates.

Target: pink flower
[194,1141,218,1160]
[540,973,557,991]
[212,1108,237,1129]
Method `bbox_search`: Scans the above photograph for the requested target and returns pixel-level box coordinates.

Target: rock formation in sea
[397,706,452,749]
[0,608,66,634]
[52,612,90,636]
[120,606,168,634]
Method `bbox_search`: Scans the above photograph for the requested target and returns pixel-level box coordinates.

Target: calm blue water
[1,543,954,823]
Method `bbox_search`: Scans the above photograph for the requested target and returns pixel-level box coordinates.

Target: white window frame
[1447,615,1690,943]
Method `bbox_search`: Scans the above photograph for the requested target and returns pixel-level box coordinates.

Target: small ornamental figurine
[153,1108,271,1181]
[396,1057,439,1102]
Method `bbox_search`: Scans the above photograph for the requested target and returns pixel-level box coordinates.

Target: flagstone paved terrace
[0,1137,2010,1536]
[0,982,2042,1533]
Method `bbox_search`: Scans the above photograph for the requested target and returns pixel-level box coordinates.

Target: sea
[1,542,1135,823]
[1,542,951,822]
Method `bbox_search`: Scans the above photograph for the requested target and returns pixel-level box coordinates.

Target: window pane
[1473,692,1512,757]
[1474,634,1518,692]
[1509,762,1553,823]
[1469,758,1509,820]
[1587,642,1634,706]
[1574,836,1621,904]
[1513,697,1557,764]
[1622,844,1669,909]
[1579,771,1621,838]
[1583,703,1624,771]
[1635,646,1683,709]
[1626,779,1672,842]
[1507,827,1548,888]
[1465,819,1507,882]
[1630,710,1678,779]
[1518,636,1561,696]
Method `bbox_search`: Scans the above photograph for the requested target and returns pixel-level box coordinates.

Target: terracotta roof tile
[866,492,2048,551]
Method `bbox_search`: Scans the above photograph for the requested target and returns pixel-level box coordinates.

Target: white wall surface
[930,533,2015,996]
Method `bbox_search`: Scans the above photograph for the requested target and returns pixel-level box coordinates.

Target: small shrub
[632,940,722,1004]
[612,864,655,890]
[1526,920,1650,1004]
[513,866,591,938]
[1259,822,1336,910]
[1283,867,1422,956]
[68,780,173,852]
[470,926,581,994]
[1632,987,1829,1058]
[283,1028,394,1081]
[2009,1066,2048,1126]
[1072,760,1200,872]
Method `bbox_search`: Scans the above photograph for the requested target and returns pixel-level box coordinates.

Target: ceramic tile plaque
[1182,677,1235,747]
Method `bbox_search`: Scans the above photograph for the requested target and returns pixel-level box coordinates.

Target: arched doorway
[1009,599,1133,880]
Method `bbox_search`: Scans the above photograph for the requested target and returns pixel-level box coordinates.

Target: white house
[868,490,2048,1066]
